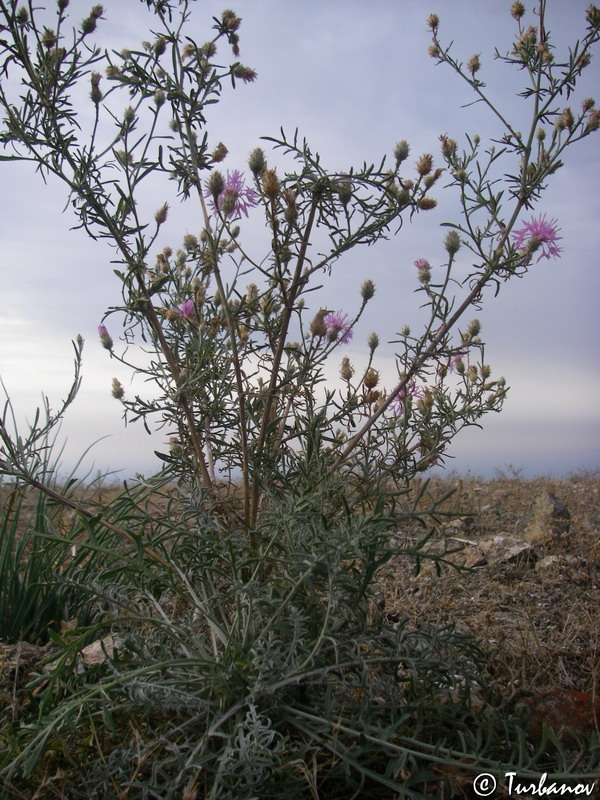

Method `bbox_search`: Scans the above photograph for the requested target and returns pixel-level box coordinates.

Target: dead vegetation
[376,471,600,733]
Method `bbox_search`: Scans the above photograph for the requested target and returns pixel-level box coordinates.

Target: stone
[522,491,571,549]
[78,635,123,669]
[535,554,586,572]
[479,534,537,565]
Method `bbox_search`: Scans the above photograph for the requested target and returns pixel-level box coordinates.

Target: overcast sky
[1,0,599,481]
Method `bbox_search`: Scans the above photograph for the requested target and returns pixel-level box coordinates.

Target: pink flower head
[414,258,431,271]
[389,381,422,416]
[176,299,195,320]
[205,169,258,219]
[512,214,562,261]
[324,311,353,344]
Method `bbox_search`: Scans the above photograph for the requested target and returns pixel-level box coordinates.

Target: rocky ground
[376,471,600,740]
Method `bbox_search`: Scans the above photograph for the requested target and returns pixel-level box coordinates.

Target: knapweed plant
[0,1,599,796]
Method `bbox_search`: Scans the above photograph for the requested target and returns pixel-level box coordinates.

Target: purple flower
[324,311,353,344]
[389,381,422,416]
[414,257,432,284]
[176,299,195,320]
[512,214,562,261]
[205,169,258,219]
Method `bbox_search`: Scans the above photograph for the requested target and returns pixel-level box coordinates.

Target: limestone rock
[459,534,537,567]
[78,635,123,669]
[478,534,537,565]
[535,554,586,571]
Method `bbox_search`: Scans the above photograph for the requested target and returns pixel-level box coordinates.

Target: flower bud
[585,108,600,132]
[153,37,166,57]
[360,279,375,301]
[248,147,266,176]
[90,72,102,105]
[427,13,439,31]
[561,107,574,130]
[181,43,196,60]
[364,389,381,405]
[511,1,525,19]
[232,64,257,83]
[538,42,553,64]
[424,167,444,189]
[394,139,410,165]
[16,6,29,24]
[201,41,217,58]
[211,142,228,163]
[310,308,330,338]
[195,283,206,306]
[220,192,236,216]
[440,135,457,160]
[41,27,57,49]
[222,9,241,30]
[417,197,437,210]
[577,52,592,72]
[262,169,280,199]
[183,233,198,250]
[155,203,169,225]
[81,15,98,35]
[340,356,354,381]
[586,4,600,28]
[444,230,461,255]
[416,153,433,176]
[367,332,379,352]
[98,324,113,350]
[363,368,379,390]
[207,170,224,200]
[467,319,481,338]
[154,89,166,107]
[111,378,124,400]
[467,54,481,75]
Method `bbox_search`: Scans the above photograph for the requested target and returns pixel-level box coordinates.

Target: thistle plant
[0,1,599,796]
[1,0,598,527]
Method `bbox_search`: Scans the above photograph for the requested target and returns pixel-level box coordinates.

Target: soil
[375,472,600,729]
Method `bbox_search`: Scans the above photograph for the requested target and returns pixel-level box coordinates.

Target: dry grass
[376,471,600,706]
